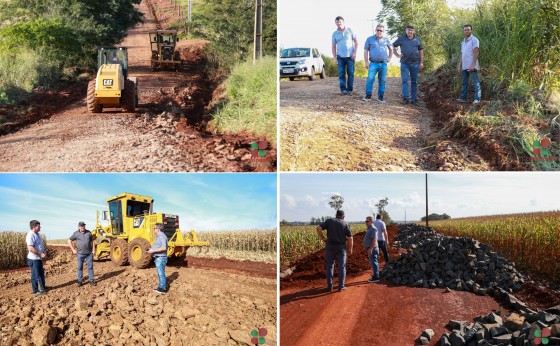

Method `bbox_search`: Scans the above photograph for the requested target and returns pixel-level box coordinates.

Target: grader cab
[149,30,183,71]
[92,192,209,268]
[86,47,138,113]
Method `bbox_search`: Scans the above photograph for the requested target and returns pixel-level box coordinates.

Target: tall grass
[429,211,560,282]
[209,56,277,144]
[0,232,47,270]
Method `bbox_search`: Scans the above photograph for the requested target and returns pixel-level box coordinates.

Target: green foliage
[190,0,276,68]
[421,213,451,221]
[328,194,344,211]
[209,56,277,143]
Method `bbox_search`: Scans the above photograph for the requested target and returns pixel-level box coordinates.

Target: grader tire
[86,80,102,113]
[121,79,136,113]
[128,238,152,269]
[110,239,129,266]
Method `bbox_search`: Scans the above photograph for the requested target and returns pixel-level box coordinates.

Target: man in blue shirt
[26,220,47,295]
[68,221,97,287]
[332,16,358,96]
[363,24,393,103]
[148,223,168,294]
[362,216,380,283]
[393,25,424,105]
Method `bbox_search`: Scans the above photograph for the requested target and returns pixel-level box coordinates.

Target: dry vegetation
[0,232,46,270]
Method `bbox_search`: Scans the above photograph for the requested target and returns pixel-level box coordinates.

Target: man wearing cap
[332,16,358,96]
[68,221,96,287]
[363,24,392,103]
[26,220,48,295]
[148,223,168,294]
[457,24,481,104]
[393,25,424,105]
[316,209,353,292]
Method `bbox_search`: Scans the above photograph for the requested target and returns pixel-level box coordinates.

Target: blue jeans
[461,69,481,101]
[368,246,380,278]
[378,240,390,262]
[365,62,387,97]
[401,63,419,102]
[325,242,347,290]
[27,259,46,293]
[337,56,355,92]
[77,253,94,283]
[154,256,168,290]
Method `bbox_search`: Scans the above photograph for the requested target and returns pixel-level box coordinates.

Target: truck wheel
[128,238,152,269]
[110,239,129,266]
[86,80,102,113]
[121,79,136,112]
[320,66,326,79]
[308,67,315,81]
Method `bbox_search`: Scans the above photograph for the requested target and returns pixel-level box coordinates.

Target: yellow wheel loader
[149,30,183,71]
[87,47,138,113]
[91,192,209,268]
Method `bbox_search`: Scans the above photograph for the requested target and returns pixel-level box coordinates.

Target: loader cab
[105,193,153,236]
[149,31,179,60]
[98,47,129,79]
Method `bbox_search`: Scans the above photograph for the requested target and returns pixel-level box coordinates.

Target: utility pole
[425,173,429,227]
[253,0,263,64]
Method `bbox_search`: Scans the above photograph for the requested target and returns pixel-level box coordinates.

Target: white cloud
[282,194,297,209]
[529,199,538,207]
[304,195,319,207]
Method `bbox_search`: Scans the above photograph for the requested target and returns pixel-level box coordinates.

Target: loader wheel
[86,80,102,113]
[121,79,136,113]
[110,239,129,266]
[128,238,152,269]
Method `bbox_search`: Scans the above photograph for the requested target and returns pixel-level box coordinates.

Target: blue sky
[0,173,277,239]
[279,0,475,60]
[280,173,560,222]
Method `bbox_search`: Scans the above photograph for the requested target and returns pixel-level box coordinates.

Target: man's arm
[347,236,353,255]
[458,54,462,73]
[384,230,389,243]
[316,226,327,243]
[352,35,358,60]
[386,44,393,62]
[67,238,77,255]
[419,49,424,70]
[27,245,44,257]
[364,49,369,68]
[332,43,338,65]
[471,47,479,71]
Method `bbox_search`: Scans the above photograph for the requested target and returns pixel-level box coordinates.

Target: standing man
[457,24,481,104]
[148,223,168,294]
[374,214,390,263]
[332,16,358,96]
[363,216,380,283]
[363,24,393,103]
[26,220,47,295]
[316,209,353,292]
[68,221,96,287]
[393,25,424,105]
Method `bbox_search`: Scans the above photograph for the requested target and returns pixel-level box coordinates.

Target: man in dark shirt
[393,25,424,105]
[316,209,353,292]
[68,221,96,287]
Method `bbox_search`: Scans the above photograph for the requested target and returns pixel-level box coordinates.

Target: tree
[328,194,344,211]
[374,197,393,224]
[421,213,451,221]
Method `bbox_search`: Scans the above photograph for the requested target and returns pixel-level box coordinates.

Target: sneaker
[327,285,333,293]
[400,98,409,105]
[153,287,166,295]
[473,99,480,104]
[363,94,372,101]
[411,101,418,106]
[456,98,467,103]
[377,97,385,104]
[77,282,83,287]
[90,282,97,287]
[347,91,352,96]
[341,90,348,95]
[34,291,46,296]
[338,287,346,292]
[368,277,380,283]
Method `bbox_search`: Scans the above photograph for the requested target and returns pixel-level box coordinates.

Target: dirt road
[0,247,277,345]
[0,0,268,172]
[280,77,489,171]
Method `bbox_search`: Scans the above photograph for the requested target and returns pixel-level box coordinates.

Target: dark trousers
[378,240,390,262]
[27,259,46,293]
[325,242,347,290]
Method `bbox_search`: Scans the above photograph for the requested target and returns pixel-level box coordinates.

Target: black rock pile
[382,225,524,294]
[434,305,560,346]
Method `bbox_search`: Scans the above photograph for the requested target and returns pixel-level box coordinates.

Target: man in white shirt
[26,220,47,295]
[457,24,481,104]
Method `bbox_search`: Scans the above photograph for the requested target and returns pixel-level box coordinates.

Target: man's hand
[351,52,356,61]
[334,59,338,65]
[40,252,46,259]
[368,248,373,256]
[469,66,476,72]
[71,249,77,255]
[349,248,353,255]
[420,63,424,70]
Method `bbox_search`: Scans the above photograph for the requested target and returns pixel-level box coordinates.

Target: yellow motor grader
[87,47,138,113]
[149,30,183,71]
[91,192,209,268]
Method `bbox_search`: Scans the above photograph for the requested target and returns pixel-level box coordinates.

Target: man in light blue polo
[363,216,379,283]
[26,220,47,295]
[148,223,168,294]
[457,24,481,104]
[332,16,358,96]
[363,24,392,103]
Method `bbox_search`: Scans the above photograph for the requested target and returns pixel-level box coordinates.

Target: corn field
[429,211,560,281]
[195,230,276,254]
[280,224,368,267]
[0,232,47,270]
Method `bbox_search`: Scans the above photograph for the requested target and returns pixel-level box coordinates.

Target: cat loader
[87,47,138,113]
[91,192,209,268]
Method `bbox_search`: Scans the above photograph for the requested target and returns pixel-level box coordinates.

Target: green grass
[0,50,40,104]
[209,56,277,144]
